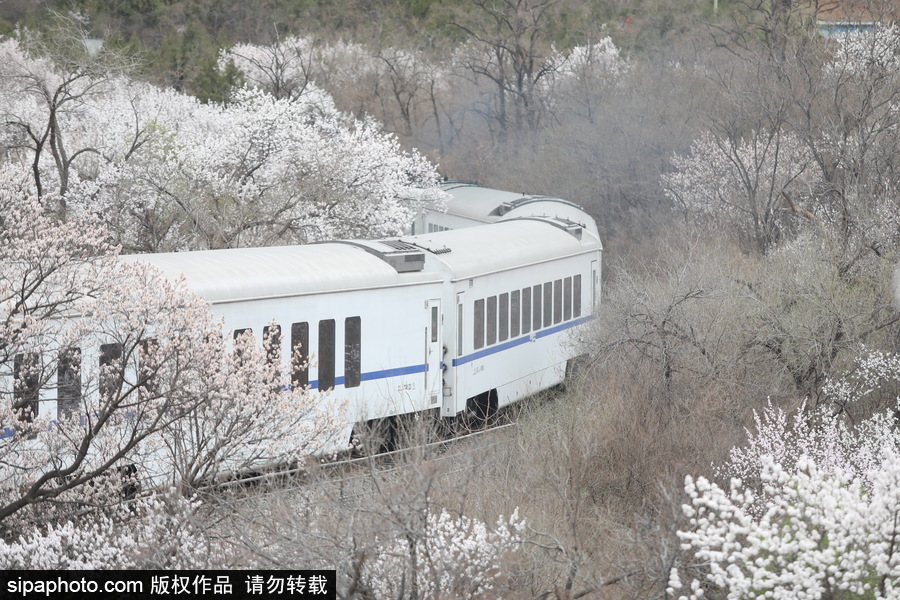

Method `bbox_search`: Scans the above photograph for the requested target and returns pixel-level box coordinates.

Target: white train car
[125,242,447,426]
[128,183,602,439]
[5,185,600,458]
[411,180,600,241]
[409,217,600,421]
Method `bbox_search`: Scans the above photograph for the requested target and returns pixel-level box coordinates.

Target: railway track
[200,383,569,499]
[199,419,520,497]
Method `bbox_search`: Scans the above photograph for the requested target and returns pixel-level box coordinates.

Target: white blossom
[678,353,900,598]
[364,507,526,598]
[0,36,444,252]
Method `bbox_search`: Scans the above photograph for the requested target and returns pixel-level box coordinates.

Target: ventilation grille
[338,240,426,273]
[381,240,420,252]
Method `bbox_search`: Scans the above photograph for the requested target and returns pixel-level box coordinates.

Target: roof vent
[564,222,583,240]
[338,240,426,273]
[381,240,421,252]
[400,237,452,255]
[507,216,584,240]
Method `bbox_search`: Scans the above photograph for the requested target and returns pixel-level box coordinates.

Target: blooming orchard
[0,35,444,252]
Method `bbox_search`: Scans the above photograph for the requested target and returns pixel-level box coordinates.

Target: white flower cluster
[830,24,900,75]
[0,37,444,252]
[675,452,900,599]
[364,507,526,599]
[822,349,900,410]
[0,492,211,569]
[717,400,900,508]
[551,38,626,81]
[677,349,900,599]
[663,130,818,223]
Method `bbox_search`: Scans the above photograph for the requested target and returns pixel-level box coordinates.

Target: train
[6,182,601,463]
[122,182,603,447]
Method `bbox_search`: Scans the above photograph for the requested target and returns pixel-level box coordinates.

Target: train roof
[439,181,600,238]
[438,181,530,223]
[406,217,601,280]
[121,243,441,304]
[121,206,600,303]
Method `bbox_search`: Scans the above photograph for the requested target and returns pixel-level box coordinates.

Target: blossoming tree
[673,348,900,599]
[0,166,343,564]
[0,31,445,253]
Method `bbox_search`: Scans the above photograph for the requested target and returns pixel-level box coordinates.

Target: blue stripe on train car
[309,363,428,390]
[451,315,593,368]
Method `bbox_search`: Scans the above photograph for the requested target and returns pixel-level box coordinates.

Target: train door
[591,260,599,312]
[440,291,465,417]
[425,299,442,407]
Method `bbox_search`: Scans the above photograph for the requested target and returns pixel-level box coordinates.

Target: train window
[543,282,553,327]
[345,317,361,389]
[510,291,520,338]
[232,328,253,361]
[431,306,439,343]
[532,284,542,330]
[553,279,563,324]
[522,287,531,334]
[13,352,40,421]
[474,299,485,350]
[263,324,282,381]
[99,343,123,401]
[138,339,159,401]
[574,275,582,318]
[318,319,336,391]
[291,322,309,388]
[499,293,509,342]
[57,348,81,418]
[486,296,497,346]
[564,277,573,321]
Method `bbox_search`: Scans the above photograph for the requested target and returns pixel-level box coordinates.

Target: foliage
[363,507,526,598]
[0,35,443,251]
[675,348,900,599]
[151,23,241,101]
